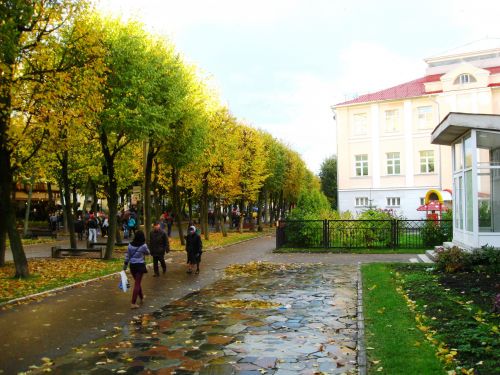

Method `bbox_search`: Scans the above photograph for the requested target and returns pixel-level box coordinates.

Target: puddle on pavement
[27,263,359,374]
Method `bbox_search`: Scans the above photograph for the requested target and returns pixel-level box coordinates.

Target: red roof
[417,201,448,212]
[335,67,500,106]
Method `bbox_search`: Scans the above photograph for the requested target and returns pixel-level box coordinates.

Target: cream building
[332,39,500,219]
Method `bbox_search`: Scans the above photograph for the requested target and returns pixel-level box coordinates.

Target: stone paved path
[28,263,358,374]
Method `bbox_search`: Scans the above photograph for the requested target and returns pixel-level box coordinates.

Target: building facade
[332,40,500,219]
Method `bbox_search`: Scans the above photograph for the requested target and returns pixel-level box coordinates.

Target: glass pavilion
[431,112,500,249]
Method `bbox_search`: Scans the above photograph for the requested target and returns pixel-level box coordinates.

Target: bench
[51,246,105,259]
[88,241,129,248]
[26,228,57,239]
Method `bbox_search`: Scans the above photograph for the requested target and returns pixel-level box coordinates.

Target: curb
[357,262,367,375]
[0,232,272,308]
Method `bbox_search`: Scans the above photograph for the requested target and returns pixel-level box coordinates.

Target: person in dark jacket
[185,225,202,274]
[123,230,150,309]
[149,221,169,277]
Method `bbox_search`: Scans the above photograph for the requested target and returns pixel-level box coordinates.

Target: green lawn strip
[275,247,425,254]
[362,263,446,375]
[393,264,500,374]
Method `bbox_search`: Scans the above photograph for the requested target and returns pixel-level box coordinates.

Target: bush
[435,244,500,273]
[435,246,468,273]
[421,220,450,246]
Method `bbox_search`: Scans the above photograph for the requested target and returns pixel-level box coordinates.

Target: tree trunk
[61,151,77,248]
[72,185,79,217]
[0,228,6,267]
[257,189,263,232]
[23,175,34,237]
[171,166,185,246]
[238,199,244,233]
[152,161,161,221]
[0,61,29,277]
[100,131,118,259]
[47,182,55,212]
[201,172,209,240]
[0,158,29,277]
[144,143,155,242]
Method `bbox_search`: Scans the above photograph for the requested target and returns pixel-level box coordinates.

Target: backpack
[128,217,136,228]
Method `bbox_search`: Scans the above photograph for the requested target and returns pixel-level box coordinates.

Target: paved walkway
[0,236,416,374]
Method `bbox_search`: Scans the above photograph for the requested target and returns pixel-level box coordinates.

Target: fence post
[323,219,328,248]
[392,220,397,249]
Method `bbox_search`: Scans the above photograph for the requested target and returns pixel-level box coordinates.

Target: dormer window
[454,73,476,85]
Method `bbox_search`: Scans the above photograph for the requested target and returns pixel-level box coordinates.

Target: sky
[95,0,500,174]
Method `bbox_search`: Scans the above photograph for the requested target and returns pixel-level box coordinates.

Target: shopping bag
[119,270,130,292]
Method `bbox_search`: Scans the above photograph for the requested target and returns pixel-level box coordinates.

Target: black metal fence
[276,219,452,249]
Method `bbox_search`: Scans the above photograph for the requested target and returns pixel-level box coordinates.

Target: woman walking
[186,226,202,274]
[123,230,150,309]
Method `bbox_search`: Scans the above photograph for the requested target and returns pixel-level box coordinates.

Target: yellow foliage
[0,258,121,303]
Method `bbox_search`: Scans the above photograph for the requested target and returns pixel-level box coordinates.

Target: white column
[404,100,414,186]
[371,104,380,188]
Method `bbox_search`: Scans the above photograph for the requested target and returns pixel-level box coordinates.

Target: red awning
[416,201,448,212]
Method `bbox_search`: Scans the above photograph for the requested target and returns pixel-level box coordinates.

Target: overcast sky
[96,0,500,173]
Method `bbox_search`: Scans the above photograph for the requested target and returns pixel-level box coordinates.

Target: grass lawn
[363,263,499,374]
[362,263,446,374]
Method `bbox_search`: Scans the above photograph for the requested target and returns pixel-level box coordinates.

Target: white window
[352,113,368,135]
[355,197,369,207]
[386,197,400,207]
[355,154,368,176]
[420,150,435,173]
[385,109,400,133]
[386,152,401,175]
[417,106,433,129]
[454,73,476,85]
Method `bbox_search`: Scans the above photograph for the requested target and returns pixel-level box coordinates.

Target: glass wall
[476,131,500,232]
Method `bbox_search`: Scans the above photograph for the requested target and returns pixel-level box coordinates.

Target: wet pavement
[1,235,417,374]
[27,263,358,375]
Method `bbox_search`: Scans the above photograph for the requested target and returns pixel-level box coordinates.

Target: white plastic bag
[119,270,130,292]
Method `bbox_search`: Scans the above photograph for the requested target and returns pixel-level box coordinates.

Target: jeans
[88,228,97,243]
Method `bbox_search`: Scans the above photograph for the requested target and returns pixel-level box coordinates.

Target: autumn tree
[159,64,209,245]
[319,155,338,210]
[233,124,268,232]
[0,0,88,277]
[40,13,106,248]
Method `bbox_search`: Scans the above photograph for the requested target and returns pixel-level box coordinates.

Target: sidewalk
[0,235,417,374]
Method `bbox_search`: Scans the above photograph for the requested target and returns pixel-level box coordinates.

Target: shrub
[469,244,500,273]
[421,220,450,246]
[435,246,468,273]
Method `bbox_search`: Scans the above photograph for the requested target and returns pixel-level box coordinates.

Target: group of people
[123,223,202,309]
[74,211,109,242]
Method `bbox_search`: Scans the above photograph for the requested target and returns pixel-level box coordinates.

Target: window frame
[352,112,368,136]
[355,154,369,176]
[384,109,400,133]
[417,105,433,129]
[355,197,369,207]
[386,152,401,175]
[419,150,435,173]
[386,197,401,207]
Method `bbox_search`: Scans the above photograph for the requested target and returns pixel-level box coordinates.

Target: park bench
[26,228,57,239]
[88,241,129,248]
[51,246,105,259]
